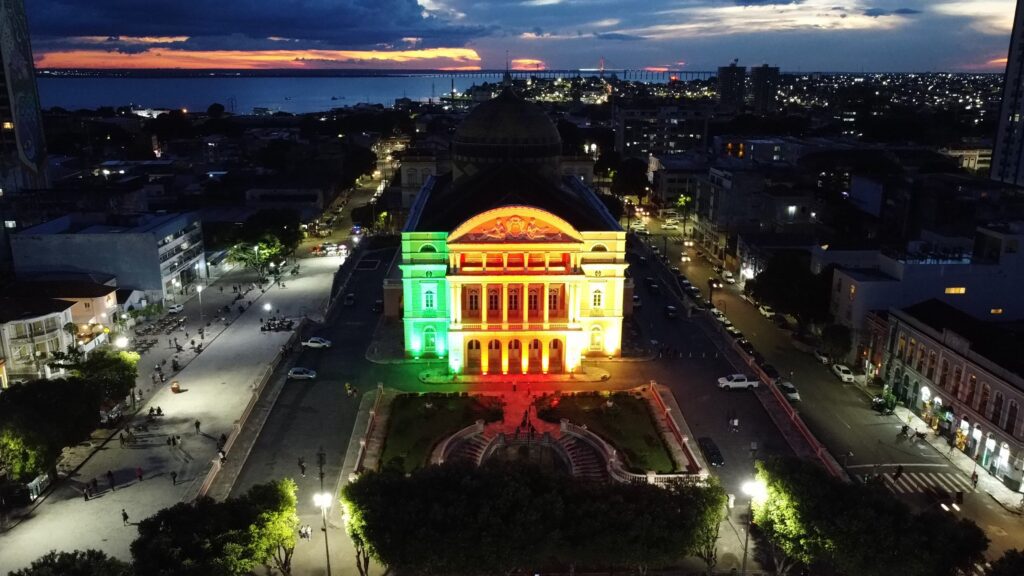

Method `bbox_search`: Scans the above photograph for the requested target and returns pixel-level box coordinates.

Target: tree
[206,102,225,119]
[745,251,831,327]
[227,236,283,280]
[611,157,649,201]
[681,477,728,575]
[241,209,302,253]
[821,324,853,361]
[245,478,300,576]
[988,549,1024,576]
[10,549,131,576]
[53,348,140,402]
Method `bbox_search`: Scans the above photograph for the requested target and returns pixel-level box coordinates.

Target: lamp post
[197,285,204,320]
[313,492,333,576]
[740,479,767,575]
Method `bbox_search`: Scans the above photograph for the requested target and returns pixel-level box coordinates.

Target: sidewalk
[0,253,344,574]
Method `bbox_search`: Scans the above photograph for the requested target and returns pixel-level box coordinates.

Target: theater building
[388,88,627,375]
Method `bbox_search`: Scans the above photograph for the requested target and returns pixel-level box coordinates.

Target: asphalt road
[639,214,1024,560]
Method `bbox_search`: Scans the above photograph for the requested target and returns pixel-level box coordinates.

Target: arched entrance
[589,326,603,353]
[528,339,542,373]
[910,380,920,411]
[508,340,523,374]
[466,340,481,374]
[549,339,564,373]
[487,340,501,374]
[422,327,437,354]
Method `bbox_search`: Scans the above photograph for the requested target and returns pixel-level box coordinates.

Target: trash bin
[171,381,181,393]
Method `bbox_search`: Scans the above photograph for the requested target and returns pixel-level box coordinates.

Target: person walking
[194,419,201,435]
[119,432,126,448]
[893,465,904,481]
[971,470,980,489]
[121,509,130,526]
[136,467,144,482]
[171,471,178,485]
[298,457,306,477]
[107,470,115,491]
[83,487,89,502]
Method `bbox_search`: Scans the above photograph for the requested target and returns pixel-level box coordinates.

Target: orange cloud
[643,66,669,72]
[988,57,1008,66]
[510,58,545,70]
[36,47,481,69]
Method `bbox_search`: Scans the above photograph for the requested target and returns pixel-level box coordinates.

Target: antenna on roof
[502,50,512,87]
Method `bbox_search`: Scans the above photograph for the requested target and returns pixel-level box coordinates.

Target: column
[481,283,488,324]
[502,253,508,269]
[502,283,508,324]
[521,340,529,374]
[522,283,529,324]
[542,282,550,324]
[457,284,464,323]
[544,253,551,271]
[481,341,489,375]
[541,337,550,374]
[501,338,509,375]
[568,283,577,323]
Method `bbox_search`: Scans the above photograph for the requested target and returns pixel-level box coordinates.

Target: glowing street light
[741,479,767,575]
[263,302,272,313]
[196,285,204,319]
[114,335,129,349]
[313,492,333,576]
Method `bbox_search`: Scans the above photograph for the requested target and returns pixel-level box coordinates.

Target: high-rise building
[717,62,746,110]
[0,0,47,193]
[992,0,1024,186]
[750,64,780,115]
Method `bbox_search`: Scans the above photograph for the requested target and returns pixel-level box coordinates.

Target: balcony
[456,322,573,331]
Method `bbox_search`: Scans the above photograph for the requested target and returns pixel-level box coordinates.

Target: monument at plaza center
[385,87,628,375]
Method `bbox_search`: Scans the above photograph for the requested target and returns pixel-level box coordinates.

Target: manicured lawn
[536,392,676,473]
[381,394,503,473]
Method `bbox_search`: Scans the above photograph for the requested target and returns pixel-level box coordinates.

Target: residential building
[612,104,709,159]
[386,88,627,374]
[884,299,1024,492]
[717,63,745,110]
[992,0,1024,186]
[648,153,707,208]
[0,296,75,383]
[11,212,205,304]
[750,64,780,115]
[940,142,993,174]
[2,280,119,352]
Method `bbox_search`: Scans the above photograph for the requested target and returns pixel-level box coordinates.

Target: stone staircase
[446,432,493,465]
[556,434,608,481]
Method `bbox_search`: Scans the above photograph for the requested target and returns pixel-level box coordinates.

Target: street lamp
[741,479,768,575]
[114,335,129,349]
[197,285,204,319]
[313,492,333,576]
[263,302,272,313]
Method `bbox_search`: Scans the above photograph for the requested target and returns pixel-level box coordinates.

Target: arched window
[965,374,977,406]
[488,339,501,351]
[528,289,539,311]
[419,244,437,253]
[529,339,541,351]
[907,338,916,363]
[1006,401,1019,436]
[591,244,608,252]
[939,359,949,389]
[927,352,936,379]
[992,392,1004,426]
[979,384,991,416]
[592,289,603,308]
[468,290,479,311]
[422,288,435,310]
[951,366,963,398]
[509,289,520,311]
[548,288,559,311]
[422,326,436,351]
[590,326,603,350]
[550,339,561,349]
[467,340,481,350]
[488,289,500,311]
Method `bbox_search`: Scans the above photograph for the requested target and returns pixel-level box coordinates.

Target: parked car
[302,337,332,349]
[813,349,830,364]
[725,326,743,339]
[713,265,724,274]
[710,308,726,322]
[758,304,775,319]
[664,305,678,319]
[760,364,781,382]
[741,293,757,305]
[717,374,759,390]
[697,437,725,467]
[167,304,184,314]
[737,338,757,356]
[722,271,736,284]
[287,367,317,380]
[343,293,355,306]
[832,364,855,383]
[662,223,679,231]
[778,381,801,402]
[632,295,643,309]
[687,287,703,300]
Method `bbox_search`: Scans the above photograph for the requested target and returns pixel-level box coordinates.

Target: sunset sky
[28,0,1017,72]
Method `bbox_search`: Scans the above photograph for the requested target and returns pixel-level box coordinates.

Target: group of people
[298,525,315,540]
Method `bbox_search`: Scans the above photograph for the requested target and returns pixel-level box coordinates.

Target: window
[1006,401,1019,436]
[468,291,479,311]
[965,375,977,406]
[939,359,949,389]
[787,205,797,216]
[419,244,436,253]
[849,284,856,301]
[509,290,520,311]
[84,301,91,309]
[952,366,963,398]
[488,290,499,312]
[991,308,1004,315]
[916,347,925,372]
[927,352,936,380]
[528,290,539,311]
[944,287,967,295]
[992,392,1004,426]
[592,289,604,308]
[979,384,990,416]
[590,326,603,350]
[548,289,559,311]
[423,288,435,310]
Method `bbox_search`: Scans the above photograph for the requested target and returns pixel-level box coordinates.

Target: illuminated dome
[451,87,562,182]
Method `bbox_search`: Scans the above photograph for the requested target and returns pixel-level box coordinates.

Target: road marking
[834,414,852,429]
[858,471,973,495]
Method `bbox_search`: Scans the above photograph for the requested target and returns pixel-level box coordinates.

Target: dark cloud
[864,7,922,17]
[892,8,922,15]
[732,0,804,5]
[27,0,491,50]
[593,32,646,41]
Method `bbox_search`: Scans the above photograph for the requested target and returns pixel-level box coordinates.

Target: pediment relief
[458,215,574,243]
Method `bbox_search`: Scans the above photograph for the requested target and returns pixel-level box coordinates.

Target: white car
[813,349,830,364]
[680,253,691,263]
[167,304,184,314]
[722,271,736,284]
[832,364,855,383]
[662,223,679,231]
[302,337,333,349]
[778,381,801,402]
[288,367,318,380]
[718,374,759,390]
[710,309,727,323]
[758,304,775,319]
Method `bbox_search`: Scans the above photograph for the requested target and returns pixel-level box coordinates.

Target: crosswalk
[857,469,974,495]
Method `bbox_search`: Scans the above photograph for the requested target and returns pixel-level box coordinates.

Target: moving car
[709,278,723,289]
[662,223,679,231]
[737,339,757,356]
[813,350,830,364]
[697,437,725,467]
[717,374,759,390]
[758,304,775,319]
[680,253,691,263]
[832,364,855,383]
[632,294,643,309]
[302,337,332,349]
[287,367,317,380]
[167,304,184,314]
[722,271,736,284]
[778,381,801,402]
[664,305,678,319]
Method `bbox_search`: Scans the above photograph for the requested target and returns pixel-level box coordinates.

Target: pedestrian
[185,330,189,339]
[136,467,144,482]
[218,433,227,448]
[971,471,979,489]
[219,286,224,293]
[83,487,89,501]
[91,478,98,493]
[119,432,126,448]
[107,470,115,491]
[893,465,904,481]
[171,471,178,485]
[218,450,227,463]
[156,406,163,416]
[171,435,178,447]
[168,338,173,348]
[194,419,201,435]
[298,457,306,477]
[166,436,172,448]
[121,509,129,526]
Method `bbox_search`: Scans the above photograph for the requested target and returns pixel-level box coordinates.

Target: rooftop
[3,280,117,300]
[901,299,1024,381]
[20,212,195,235]
[0,297,75,324]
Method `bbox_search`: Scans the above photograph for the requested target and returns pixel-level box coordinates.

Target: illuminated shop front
[395,87,626,375]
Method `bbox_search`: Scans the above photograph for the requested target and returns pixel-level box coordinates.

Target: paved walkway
[0,253,344,574]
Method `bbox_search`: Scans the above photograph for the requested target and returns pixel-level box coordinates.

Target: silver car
[287,367,317,380]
